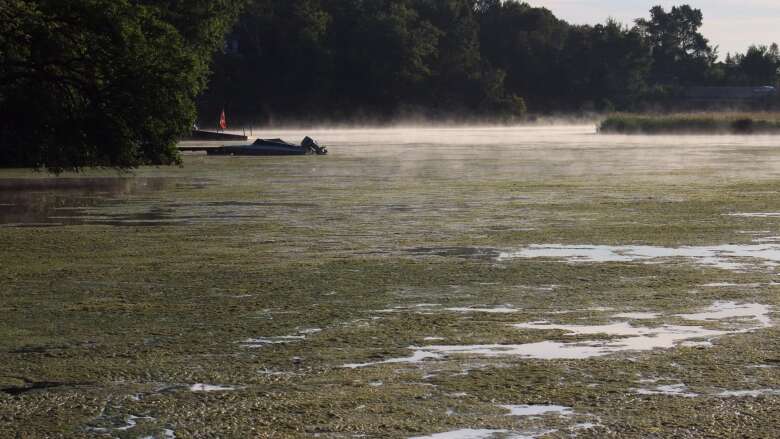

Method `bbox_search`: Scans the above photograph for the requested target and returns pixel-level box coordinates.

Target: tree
[326,0,442,115]
[0,0,243,171]
[635,5,716,85]
[738,44,780,86]
[560,20,651,110]
[200,0,332,124]
[198,1,780,121]
[477,1,572,110]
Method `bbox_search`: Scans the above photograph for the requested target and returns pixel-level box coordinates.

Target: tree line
[200,1,780,126]
[2,1,779,170]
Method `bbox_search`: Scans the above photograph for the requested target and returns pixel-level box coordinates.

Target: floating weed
[5,128,780,437]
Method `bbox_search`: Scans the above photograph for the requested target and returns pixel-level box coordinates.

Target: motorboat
[206,137,327,156]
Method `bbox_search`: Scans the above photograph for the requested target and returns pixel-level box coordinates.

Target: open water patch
[498,244,780,270]
[613,312,660,320]
[240,328,321,348]
[727,213,780,218]
[343,350,443,369]
[375,304,520,315]
[634,383,698,398]
[717,388,780,397]
[443,306,520,314]
[499,405,572,417]
[344,301,771,366]
[189,384,239,392]
[408,429,553,439]
[87,414,155,434]
[676,302,772,326]
[116,415,155,431]
[241,335,306,348]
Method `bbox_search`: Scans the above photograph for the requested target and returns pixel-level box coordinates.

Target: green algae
[2,128,780,437]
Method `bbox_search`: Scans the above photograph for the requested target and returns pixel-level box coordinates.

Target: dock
[181,130,248,142]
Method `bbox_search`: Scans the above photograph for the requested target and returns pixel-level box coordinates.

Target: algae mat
[2,126,780,438]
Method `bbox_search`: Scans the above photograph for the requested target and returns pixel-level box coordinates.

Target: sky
[529,1,780,57]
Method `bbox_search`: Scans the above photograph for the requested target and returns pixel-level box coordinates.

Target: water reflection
[0,176,322,227]
[0,177,174,227]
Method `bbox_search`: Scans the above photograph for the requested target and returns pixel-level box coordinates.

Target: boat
[205,137,328,156]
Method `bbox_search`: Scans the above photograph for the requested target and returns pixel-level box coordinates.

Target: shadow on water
[0,177,318,227]
[0,177,181,227]
[0,376,82,396]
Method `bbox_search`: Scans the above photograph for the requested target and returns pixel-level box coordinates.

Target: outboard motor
[302,136,328,155]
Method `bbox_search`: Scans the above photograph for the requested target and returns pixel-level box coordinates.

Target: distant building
[683,86,777,103]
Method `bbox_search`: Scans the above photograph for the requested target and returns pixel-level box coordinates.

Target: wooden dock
[181,130,248,142]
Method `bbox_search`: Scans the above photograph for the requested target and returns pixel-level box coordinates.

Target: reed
[599,112,780,134]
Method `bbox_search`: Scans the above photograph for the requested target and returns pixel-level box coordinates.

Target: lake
[2,125,779,438]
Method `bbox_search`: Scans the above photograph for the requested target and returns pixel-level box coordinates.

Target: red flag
[219,110,227,130]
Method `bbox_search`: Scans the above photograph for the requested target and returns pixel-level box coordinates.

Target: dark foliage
[0,0,244,171]
[3,1,778,169]
[202,1,774,124]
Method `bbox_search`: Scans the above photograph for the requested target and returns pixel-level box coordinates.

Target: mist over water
[7,125,780,227]
[213,125,780,181]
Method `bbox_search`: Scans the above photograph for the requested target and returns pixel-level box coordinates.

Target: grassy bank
[599,112,780,134]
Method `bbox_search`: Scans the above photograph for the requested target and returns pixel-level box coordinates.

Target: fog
[203,124,780,182]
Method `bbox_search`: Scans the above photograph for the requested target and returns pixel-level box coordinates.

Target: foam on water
[498,244,780,271]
